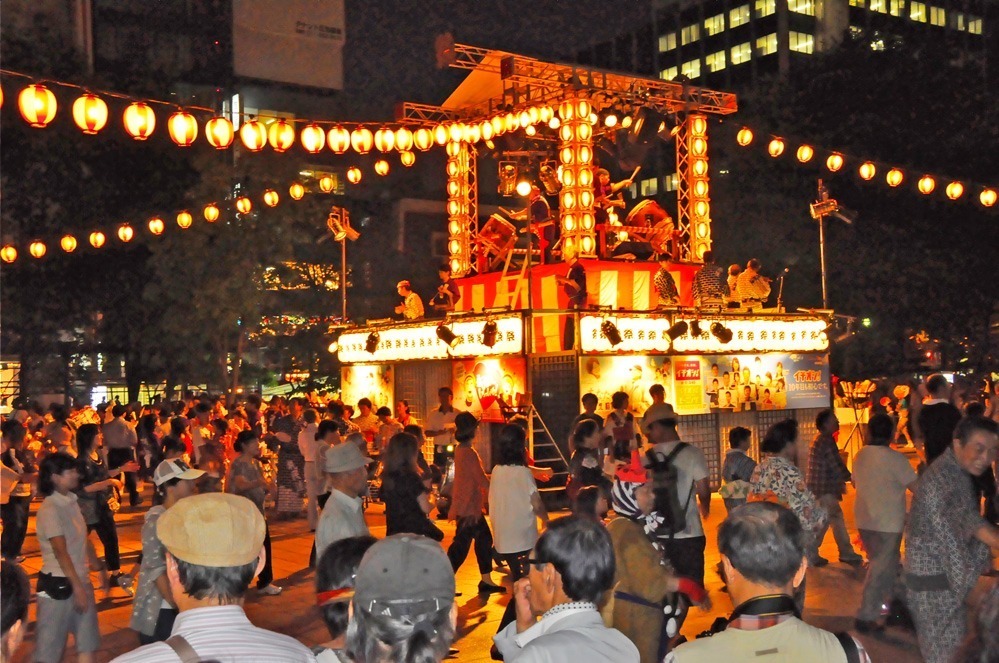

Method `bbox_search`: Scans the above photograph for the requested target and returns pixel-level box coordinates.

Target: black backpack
[645,443,692,536]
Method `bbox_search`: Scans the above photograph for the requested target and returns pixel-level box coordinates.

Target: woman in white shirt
[489,424,549,639]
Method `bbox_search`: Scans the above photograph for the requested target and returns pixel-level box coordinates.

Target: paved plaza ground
[11,485,928,662]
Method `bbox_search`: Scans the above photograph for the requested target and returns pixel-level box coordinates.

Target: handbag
[37,572,74,600]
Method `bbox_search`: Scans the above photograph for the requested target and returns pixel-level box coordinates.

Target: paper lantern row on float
[735,127,996,206]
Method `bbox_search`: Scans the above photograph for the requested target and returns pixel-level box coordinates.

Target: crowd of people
[0,371,997,662]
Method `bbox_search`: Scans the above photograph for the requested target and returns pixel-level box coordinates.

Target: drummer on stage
[430,263,460,314]
[502,185,556,264]
[594,168,635,224]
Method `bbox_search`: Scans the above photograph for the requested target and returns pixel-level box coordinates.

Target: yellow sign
[337,315,524,363]
[579,314,829,354]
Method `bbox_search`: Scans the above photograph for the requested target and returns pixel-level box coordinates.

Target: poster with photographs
[452,357,527,423]
[341,364,394,411]
[578,356,673,417]
[705,353,830,412]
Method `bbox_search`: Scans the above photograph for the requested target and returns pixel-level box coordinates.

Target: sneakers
[258,584,283,596]
[477,581,506,595]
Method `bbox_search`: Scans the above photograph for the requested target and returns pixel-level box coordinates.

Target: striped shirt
[109,605,317,663]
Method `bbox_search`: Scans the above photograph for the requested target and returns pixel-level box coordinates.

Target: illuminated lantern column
[675,113,711,261]
[558,93,596,258]
[445,140,477,277]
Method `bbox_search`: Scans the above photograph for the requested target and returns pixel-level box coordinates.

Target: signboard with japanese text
[337,315,523,364]
[341,364,394,411]
[451,357,527,423]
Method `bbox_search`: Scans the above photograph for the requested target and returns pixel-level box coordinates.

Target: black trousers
[659,535,706,586]
[496,550,531,634]
[107,448,140,505]
[88,506,121,571]
[446,516,494,575]
[257,522,274,588]
[1,495,31,559]
[138,607,178,645]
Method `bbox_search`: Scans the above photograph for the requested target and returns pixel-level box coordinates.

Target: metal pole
[819,214,828,309]
[341,239,347,322]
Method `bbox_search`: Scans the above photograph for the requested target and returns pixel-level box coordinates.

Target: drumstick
[630,166,641,182]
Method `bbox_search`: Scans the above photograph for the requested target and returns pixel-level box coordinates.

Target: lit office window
[730,5,750,28]
[705,13,725,36]
[968,17,982,34]
[663,173,679,192]
[681,58,702,79]
[869,0,887,13]
[929,6,945,26]
[681,24,701,45]
[640,178,659,196]
[756,33,778,55]
[788,0,816,16]
[659,33,678,52]
[954,12,966,30]
[849,0,865,7]
[889,0,904,16]
[755,0,776,18]
[731,42,752,65]
[789,31,814,54]
[706,50,727,72]
[910,2,927,22]
[660,66,679,80]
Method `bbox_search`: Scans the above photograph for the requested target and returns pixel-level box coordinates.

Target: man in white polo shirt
[315,443,372,560]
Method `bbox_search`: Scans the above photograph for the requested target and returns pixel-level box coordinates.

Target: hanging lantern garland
[732,123,997,208]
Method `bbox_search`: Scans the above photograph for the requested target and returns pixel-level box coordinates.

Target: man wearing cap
[346,534,458,661]
[394,280,425,320]
[110,493,317,662]
[315,443,373,561]
[643,402,712,586]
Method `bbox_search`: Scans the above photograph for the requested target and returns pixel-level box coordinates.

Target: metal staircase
[504,404,571,512]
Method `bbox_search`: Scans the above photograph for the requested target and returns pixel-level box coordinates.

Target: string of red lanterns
[733,125,996,208]
[0,174,368,265]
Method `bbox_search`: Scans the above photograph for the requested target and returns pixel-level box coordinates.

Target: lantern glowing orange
[736,127,753,146]
[60,235,77,252]
[433,124,449,146]
[918,175,936,195]
[90,231,107,247]
[350,127,373,154]
[0,85,4,109]
[400,150,415,167]
[980,189,997,207]
[0,245,17,264]
[374,160,389,176]
[263,189,279,207]
[394,127,413,152]
[374,127,395,152]
[167,109,198,147]
[327,126,350,154]
[858,161,876,181]
[767,138,784,157]
[319,175,335,193]
[72,93,108,134]
[300,123,325,153]
[826,153,844,172]
[289,182,306,200]
[205,116,234,149]
[235,197,252,214]
[18,84,57,127]
[117,224,134,243]
[203,203,220,222]
[945,181,964,200]
[148,217,165,235]
[347,167,362,184]
[267,119,295,152]
[239,119,267,151]
[29,241,46,259]
[413,128,433,151]
[886,168,904,187]
[176,211,193,229]
[796,145,814,163]
[123,102,156,140]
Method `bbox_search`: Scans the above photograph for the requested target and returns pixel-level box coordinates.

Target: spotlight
[538,160,561,195]
[666,321,688,341]
[482,320,498,348]
[690,320,702,337]
[710,323,733,344]
[365,332,380,354]
[436,324,459,348]
[600,320,622,347]
[498,161,518,196]
[630,107,666,144]
[516,179,533,197]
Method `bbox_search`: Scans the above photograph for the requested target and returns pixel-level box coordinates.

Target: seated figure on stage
[654,257,680,307]
[692,250,726,307]
[394,280,425,320]
[736,259,771,310]
[502,185,556,264]
[430,263,460,314]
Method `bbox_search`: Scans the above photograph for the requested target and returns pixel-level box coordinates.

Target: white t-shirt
[852,445,916,533]
[36,491,89,578]
[651,440,710,539]
[489,465,540,554]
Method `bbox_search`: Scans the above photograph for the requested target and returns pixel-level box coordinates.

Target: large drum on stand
[625,199,675,255]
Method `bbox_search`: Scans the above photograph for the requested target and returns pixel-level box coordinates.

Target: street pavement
[10,486,926,662]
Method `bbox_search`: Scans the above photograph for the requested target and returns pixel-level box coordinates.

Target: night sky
[340,0,643,117]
